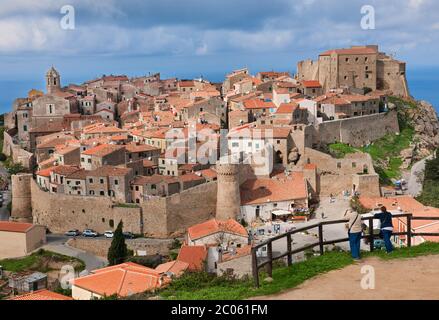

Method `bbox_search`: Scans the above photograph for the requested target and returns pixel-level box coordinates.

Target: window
[81,157,85,162]
[89,178,93,183]
[151,184,156,190]
[232,142,239,148]
[100,178,104,184]
[23,125,27,132]
[114,180,119,185]
[100,191,105,196]
[89,190,95,195]
[88,159,91,163]
[352,162,357,168]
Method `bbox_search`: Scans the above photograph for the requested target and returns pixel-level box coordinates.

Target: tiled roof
[243,99,274,110]
[276,103,299,114]
[155,260,189,277]
[51,165,81,176]
[87,166,131,177]
[82,144,124,157]
[177,245,207,271]
[10,289,73,301]
[0,221,35,233]
[320,47,377,56]
[188,219,248,241]
[302,80,322,88]
[36,166,57,177]
[73,262,165,297]
[240,172,308,205]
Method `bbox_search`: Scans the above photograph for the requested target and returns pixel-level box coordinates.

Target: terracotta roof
[276,103,299,114]
[177,245,207,271]
[51,165,81,176]
[87,166,132,177]
[302,80,322,88]
[179,80,195,88]
[196,168,217,179]
[0,221,35,233]
[243,99,274,110]
[66,169,88,180]
[73,262,165,297]
[359,196,426,212]
[240,172,308,205]
[188,219,248,241]
[124,143,159,153]
[155,260,189,277]
[10,289,73,301]
[36,166,57,177]
[221,245,252,262]
[178,173,206,183]
[82,144,124,157]
[132,174,178,186]
[320,47,377,56]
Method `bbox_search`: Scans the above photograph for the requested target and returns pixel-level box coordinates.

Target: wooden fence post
[251,247,259,287]
[407,214,412,248]
[369,217,374,252]
[318,224,324,255]
[287,233,293,266]
[267,242,273,278]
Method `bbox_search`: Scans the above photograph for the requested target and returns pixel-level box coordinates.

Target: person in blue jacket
[374,206,394,253]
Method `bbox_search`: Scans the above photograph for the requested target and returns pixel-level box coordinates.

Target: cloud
[0,0,438,66]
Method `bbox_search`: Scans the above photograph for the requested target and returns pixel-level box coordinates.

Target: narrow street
[404,155,433,197]
[43,234,108,271]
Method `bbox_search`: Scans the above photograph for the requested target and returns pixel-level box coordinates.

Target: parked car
[104,231,114,238]
[82,229,99,237]
[65,229,81,237]
[123,232,135,239]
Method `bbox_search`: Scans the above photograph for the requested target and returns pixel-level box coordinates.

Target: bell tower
[46,66,61,94]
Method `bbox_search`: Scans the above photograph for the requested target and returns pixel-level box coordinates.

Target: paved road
[43,234,108,271]
[404,155,433,197]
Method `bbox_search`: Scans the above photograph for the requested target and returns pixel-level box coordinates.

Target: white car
[104,231,114,238]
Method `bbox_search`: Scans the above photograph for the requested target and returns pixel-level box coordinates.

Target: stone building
[297,45,409,97]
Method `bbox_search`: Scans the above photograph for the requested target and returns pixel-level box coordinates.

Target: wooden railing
[251,213,439,287]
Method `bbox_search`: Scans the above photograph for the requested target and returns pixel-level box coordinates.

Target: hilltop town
[1,44,439,300]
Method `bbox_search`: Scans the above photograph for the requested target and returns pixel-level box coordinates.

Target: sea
[0,67,438,115]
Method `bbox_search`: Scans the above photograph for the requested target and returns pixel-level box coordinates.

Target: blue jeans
[381,230,394,253]
[348,232,362,259]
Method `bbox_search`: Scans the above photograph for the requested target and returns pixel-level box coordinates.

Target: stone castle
[297,45,409,97]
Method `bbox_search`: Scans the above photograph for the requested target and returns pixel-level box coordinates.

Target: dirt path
[253,255,439,300]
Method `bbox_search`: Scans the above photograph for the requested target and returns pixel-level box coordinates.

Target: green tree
[107,221,128,266]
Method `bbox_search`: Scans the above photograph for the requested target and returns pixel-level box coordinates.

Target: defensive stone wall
[318,111,399,147]
[3,129,34,168]
[30,178,217,238]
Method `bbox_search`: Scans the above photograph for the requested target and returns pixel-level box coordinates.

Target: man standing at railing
[374,206,394,253]
[344,209,363,260]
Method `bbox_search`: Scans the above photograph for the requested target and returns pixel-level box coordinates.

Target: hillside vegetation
[328,97,439,185]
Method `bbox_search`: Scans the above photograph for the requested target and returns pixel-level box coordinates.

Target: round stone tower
[215,163,241,221]
[46,66,61,95]
[10,174,33,223]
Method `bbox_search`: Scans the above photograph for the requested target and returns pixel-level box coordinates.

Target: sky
[0,0,439,109]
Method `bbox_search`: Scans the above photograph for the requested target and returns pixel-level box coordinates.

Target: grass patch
[328,143,358,159]
[0,249,85,273]
[154,242,439,300]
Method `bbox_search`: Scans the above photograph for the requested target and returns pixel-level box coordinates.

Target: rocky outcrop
[390,98,439,165]
[407,101,439,159]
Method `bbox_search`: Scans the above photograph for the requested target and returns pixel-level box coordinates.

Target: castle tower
[215,162,241,221]
[46,66,61,94]
[10,174,33,223]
